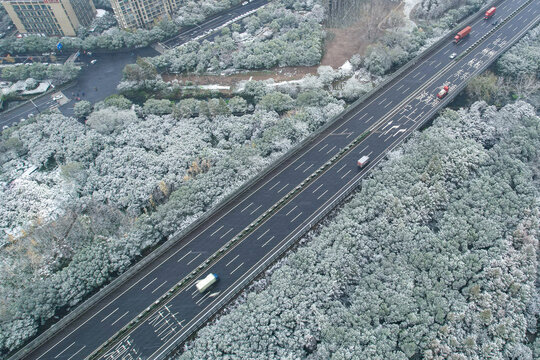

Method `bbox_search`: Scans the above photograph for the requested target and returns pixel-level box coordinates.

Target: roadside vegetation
[179,98,540,360]
[1,0,538,357]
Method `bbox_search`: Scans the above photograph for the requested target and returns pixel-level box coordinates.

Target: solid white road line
[186,253,202,265]
[151,281,168,295]
[219,228,234,239]
[66,346,86,360]
[110,312,129,326]
[340,169,352,180]
[277,183,289,193]
[53,342,75,358]
[249,205,262,215]
[101,308,119,323]
[210,225,224,237]
[141,277,158,291]
[285,205,298,216]
[240,202,253,213]
[268,181,280,190]
[226,254,240,267]
[261,236,275,248]
[290,212,303,223]
[257,229,270,240]
[230,262,244,275]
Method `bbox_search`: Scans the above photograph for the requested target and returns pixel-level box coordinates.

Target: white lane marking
[230,262,244,275]
[186,253,202,265]
[384,100,393,108]
[434,61,442,68]
[340,169,352,180]
[365,115,374,123]
[290,212,303,223]
[225,254,240,267]
[317,189,328,200]
[393,128,407,137]
[412,72,420,78]
[100,308,119,323]
[418,74,427,81]
[151,281,168,294]
[294,161,305,171]
[257,229,270,240]
[381,121,393,131]
[358,112,368,120]
[177,251,192,263]
[396,84,404,91]
[110,311,129,326]
[312,183,324,193]
[54,342,75,358]
[210,225,224,237]
[219,228,234,239]
[318,143,328,152]
[285,205,298,216]
[261,236,275,248]
[302,164,314,173]
[378,98,387,105]
[277,183,289,193]
[249,205,262,215]
[195,292,211,306]
[402,87,410,94]
[268,181,280,191]
[240,202,253,213]
[336,163,347,173]
[66,346,86,360]
[443,48,450,55]
[326,145,337,154]
[141,277,158,290]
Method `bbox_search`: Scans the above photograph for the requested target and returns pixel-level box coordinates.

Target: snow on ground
[403,0,423,30]
[96,9,107,18]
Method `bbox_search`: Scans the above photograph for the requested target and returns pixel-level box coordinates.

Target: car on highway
[52,94,63,101]
[90,59,97,64]
[437,85,449,99]
[449,52,457,59]
[492,19,499,26]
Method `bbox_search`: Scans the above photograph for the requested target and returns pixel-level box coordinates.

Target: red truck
[437,85,449,99]
[454,26,471,43]
[484,7,496,19]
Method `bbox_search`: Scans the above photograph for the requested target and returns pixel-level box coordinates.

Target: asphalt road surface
[0,0,268,128]
[14,1,539,359]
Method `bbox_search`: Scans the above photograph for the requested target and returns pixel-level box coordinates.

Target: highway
[0,0,268,127]
[12,0,540,359]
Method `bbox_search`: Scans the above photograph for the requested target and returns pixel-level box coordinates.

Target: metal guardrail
[6,0,513,359]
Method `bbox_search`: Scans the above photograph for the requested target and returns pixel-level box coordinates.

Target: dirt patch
[322,0,401,68]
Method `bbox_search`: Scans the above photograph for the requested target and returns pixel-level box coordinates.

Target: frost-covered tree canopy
[179,101,540,360]
[0,78,344,355]
[153,0,325,74]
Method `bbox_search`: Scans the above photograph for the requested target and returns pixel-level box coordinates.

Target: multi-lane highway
[12,0,540,359]
[0,0,268,127]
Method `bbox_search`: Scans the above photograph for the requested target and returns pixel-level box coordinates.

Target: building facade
[110,0,179,29]
[1,0,96,37]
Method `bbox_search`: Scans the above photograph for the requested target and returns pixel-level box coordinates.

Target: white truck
[196,273,219,293]
[357,155,370,168]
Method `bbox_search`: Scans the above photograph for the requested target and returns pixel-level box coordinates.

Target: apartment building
[110,0,179,29]
[1,0,96,37]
